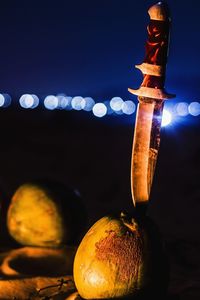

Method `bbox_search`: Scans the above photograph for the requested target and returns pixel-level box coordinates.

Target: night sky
[0,0,200,246]
[0,0,200,101]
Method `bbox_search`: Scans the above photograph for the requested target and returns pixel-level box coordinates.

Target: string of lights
[0,93,200,127]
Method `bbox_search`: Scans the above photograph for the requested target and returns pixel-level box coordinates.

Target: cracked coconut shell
[73,213,169,299]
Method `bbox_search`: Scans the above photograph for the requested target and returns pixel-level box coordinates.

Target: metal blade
[131,97,163,205]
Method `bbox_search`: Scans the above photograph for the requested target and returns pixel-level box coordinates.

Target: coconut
[7,180,87,247]
[73,212,169,299]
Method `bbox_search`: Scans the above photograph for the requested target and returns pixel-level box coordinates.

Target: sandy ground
[0,108,199,299]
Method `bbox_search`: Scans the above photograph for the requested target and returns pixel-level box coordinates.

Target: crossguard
[128,2,175,100]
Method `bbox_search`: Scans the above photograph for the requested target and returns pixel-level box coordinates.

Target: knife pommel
[148,2,169,21]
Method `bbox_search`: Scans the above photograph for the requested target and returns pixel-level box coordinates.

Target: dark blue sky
[0,0,200,103]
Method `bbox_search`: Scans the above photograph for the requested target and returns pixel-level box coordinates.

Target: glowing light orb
[92,103,107,117]
[176,102,189,116]
[56,94,72,109]
[0,93,11,107]
[110,97,124,112]
[19,94,39,109]
[0,94,5,107]
[161,109,172,127]
[122,100,136,115]
[31,95,40,108]
[188,101,200,116]
[71,96,86,110]
[65,96,73,110]
[44,95,58,110]
[83,97,95,111]
[104,100,113,115]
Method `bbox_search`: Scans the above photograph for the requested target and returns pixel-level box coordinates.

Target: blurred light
[71,96,86,110]
[44,95,58,110]
[83,97,95,111]
[0,94,5,107]
[122,100,136,115]
[0,93,12,107]
[3,94,12,107]
[161,109,172,127]
[110,97,124,111]
[65,96,73,110]
[115,109,123,115]
[188,102,200,116]
[92,103,107,117]
[19,94,39,109]
[1,88,200,128]
[56,94,72,109]
[31,95,40,108]
[175,102,189,116]
[104,100,113,115]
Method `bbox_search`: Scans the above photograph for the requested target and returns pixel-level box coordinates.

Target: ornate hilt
[128,2,175,100]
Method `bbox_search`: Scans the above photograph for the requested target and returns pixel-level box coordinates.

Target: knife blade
[128,2,175,206]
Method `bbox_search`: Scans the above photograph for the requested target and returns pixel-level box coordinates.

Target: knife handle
[142,2,170,89]
[145,3,170,65]
[129,2,175,100]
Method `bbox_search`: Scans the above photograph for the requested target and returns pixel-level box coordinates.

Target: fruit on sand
[73,212,168,299]
[7,180,87,247]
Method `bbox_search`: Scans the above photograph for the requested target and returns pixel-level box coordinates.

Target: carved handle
[140,2,170,89]
[129,2,175,100]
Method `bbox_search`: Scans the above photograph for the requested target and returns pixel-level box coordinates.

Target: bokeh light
[161,109,172,127]
[175,102,189,116]
[188,102,200,116]
[65,96,73,110]
[31,95,40,108]
[110,97,124,112]
[92,103,107,117]
[0,90,200,127]
[0,94,5,107]
[0,93,12,107]
[83,97,95,111]
[104,100,113,115]
[71,96,86,110]
[19,94,39,109]
[56,94,72,109]
[44,95,58,110]
[122,100,136,115]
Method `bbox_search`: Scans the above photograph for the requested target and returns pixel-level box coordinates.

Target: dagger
[128,2,175,207]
